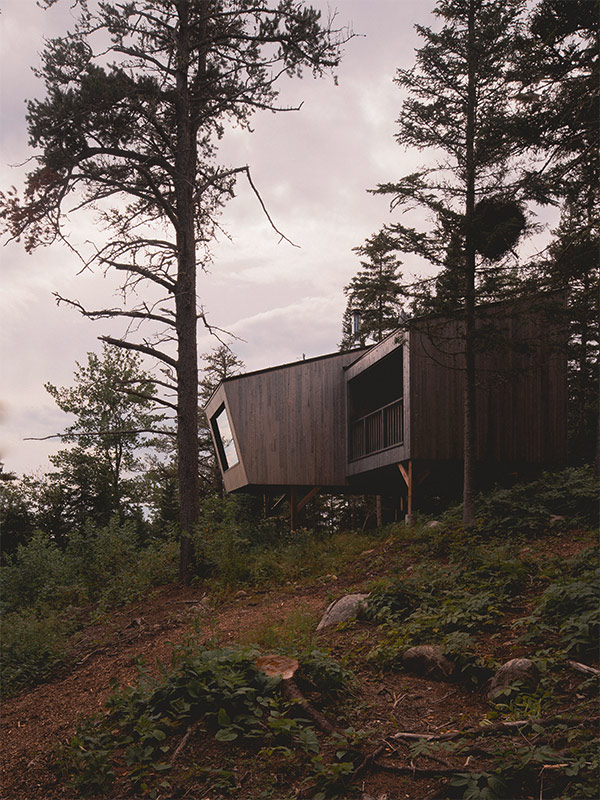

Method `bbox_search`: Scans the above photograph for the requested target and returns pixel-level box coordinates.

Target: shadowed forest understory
[1,467,598,800]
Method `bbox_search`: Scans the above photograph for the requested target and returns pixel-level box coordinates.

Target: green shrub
[1,607,71,695]
[0,519,177,694]
[194,494,383,592]
[298,649,352,695]
[438,466,598,539]
[0,531,71,613]
[522,568,600,656]
[1,518,178,617]
[60,640,324,796]
[361,577,423,623]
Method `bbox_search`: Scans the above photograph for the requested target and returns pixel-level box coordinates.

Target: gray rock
[316,593,369,631]
[426,520,443,528]
[488,658,540,699]
[401,645,455,680]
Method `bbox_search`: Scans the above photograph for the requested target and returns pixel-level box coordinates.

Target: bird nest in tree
[473,197,525,261]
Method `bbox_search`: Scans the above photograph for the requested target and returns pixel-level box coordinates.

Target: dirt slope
[1,531,596,800]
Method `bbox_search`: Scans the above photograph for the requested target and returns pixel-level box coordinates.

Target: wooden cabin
[205,299,567,523]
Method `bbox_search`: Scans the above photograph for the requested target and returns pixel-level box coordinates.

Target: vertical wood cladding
[206,298,567,494]
[408,303,567,463]
[212,350,362,489]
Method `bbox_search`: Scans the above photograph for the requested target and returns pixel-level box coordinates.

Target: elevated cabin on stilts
[205,299,567,528]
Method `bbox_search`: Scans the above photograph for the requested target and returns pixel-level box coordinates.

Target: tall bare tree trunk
[175,0,201,583]
[463,0,477,527]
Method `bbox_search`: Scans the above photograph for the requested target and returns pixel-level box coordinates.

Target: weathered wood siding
[408,305,567,463]
[206,300,567,495]
[206,350,363,491]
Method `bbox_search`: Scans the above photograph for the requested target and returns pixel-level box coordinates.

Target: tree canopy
[44,344,165,528]
[340,231,406,350]
[0,0,350,580]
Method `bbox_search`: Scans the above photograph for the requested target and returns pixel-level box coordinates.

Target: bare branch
[53,294,177,328]
[99,336,177,369]
[121,387,178,411]
[25,428,176,441]
[111,262,176,293]
[242,166,300,248]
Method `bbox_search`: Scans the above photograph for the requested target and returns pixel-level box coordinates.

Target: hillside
[1,470,598,800]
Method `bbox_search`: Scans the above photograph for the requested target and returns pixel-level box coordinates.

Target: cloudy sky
[0,0,441,475]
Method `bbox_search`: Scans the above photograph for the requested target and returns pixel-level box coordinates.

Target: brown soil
[1,532,595,800]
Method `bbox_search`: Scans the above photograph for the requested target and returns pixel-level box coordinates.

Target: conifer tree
[0,0,349,581]
[515,0,599,466]
[340,231,406,350]
[370,0,528,524]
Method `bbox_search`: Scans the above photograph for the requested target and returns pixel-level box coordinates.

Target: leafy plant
[298,650,352,695]
[450,770,508,800]
[0,607,71,696]
[59,640,328,796]
[439,467,598,539]
[517,560,599,655]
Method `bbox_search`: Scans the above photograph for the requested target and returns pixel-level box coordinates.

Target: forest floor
[1,525,597,800]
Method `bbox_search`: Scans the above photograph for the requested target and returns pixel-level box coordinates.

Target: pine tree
[371,0,528,524]
[0,0,349,581]
[515,0,599,466]
[340,231,406,350]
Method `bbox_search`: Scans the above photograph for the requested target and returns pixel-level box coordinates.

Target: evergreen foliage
[368,0,532,524]
[514,0,599,208]
[0,0,350,582]
[340,231,406,350]
[373,0,528,313]
[514,0,600,464]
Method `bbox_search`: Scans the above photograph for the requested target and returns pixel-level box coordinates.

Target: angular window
[211,404,239,471]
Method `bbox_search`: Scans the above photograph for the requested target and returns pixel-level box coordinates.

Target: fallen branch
[282,679,338,736]
[392,714,600,743]
[353,743,388,775]
[169,599,207,605]
[170,721,198,765]
[76,647,106,666]
[376,763,463,777]
[567,660,600,677]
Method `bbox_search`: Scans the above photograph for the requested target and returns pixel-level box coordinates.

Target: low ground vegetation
[1,467,598,799]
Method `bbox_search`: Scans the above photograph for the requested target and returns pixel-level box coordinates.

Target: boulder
[401,645,455,680]
[488,658,540,699]
[316,593,369,631]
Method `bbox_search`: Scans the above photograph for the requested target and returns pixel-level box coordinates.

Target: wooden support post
[290,487,298,532]
[397,461,414,525]
[270,493,287,514]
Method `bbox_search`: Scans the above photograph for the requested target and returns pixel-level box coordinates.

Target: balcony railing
[349,397,404,461]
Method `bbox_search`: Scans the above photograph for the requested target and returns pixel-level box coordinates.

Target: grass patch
[237,608,319,653]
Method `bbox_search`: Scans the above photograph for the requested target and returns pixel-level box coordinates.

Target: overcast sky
[0,0,442,476]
